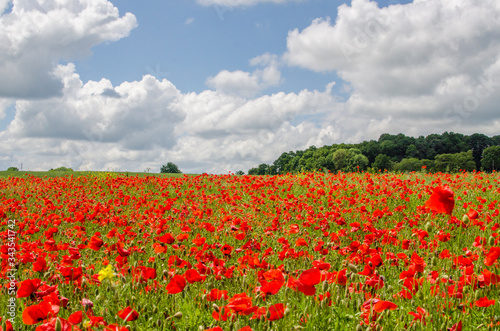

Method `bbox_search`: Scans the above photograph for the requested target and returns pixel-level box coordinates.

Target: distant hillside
[248,132,500,175]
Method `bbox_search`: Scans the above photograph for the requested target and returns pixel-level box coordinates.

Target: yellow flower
[98,264,115,281]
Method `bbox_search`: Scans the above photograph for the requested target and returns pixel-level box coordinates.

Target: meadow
[1,171,499,331]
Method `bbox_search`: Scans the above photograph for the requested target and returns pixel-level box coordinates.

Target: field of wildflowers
[1,171,500,330]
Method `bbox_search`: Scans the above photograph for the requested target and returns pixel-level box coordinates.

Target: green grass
[0,170,187,178]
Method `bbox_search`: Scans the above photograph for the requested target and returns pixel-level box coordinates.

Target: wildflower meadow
[1,171,500,330]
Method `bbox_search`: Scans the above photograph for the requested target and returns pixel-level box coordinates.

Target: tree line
[247,132,500,175]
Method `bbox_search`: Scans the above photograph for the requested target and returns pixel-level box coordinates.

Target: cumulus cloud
[5,64,184,151]
[0,0,137,99]
[196,0,302,8]
[284,0,500,133]
[0,59,341,173]
[206,53,282,97]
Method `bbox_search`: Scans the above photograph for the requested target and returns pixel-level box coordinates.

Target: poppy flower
[68,311,83,325]
[206,288,229,301]
[35,317,73,331]
[166,275,186,294]
[22,301,59,325]
[116,243,131,257]
[59,266,83,281]
[475,297,495,307]
[17,278,41,298]
[157,233,175,244]
[226,293,257,315]
[373,300,398,313]
[299,268,321,286]
[185,269,206,284]
[267,303,286,321]
[484,247,500,266]
[88,234,104,251]
[33,257,48,272]
[117,306,139,321]
[425,186,455,215]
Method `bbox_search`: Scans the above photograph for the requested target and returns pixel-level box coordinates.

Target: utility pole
[21,162,23,171]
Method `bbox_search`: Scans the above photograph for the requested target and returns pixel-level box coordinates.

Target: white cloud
[206,53,282,97]
[285,0,500,133]
[185,17,196,25]
[0,0,137,99]
[196,0,302,8]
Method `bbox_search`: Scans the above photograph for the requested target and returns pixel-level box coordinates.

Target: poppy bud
[266,310,271,319]
[156,319,162,327]
[55,318,62,331]
[173,312,183,318]
[322,280,328,292]
[489,236,495,246]
[425,221,432,232]
[348,264,358,273]
[284,308,290,316]
[462,214,470,224]
[356,325,364,331]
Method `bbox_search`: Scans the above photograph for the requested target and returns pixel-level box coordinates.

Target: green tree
[372,154,392,171]
[393,158,423,172]
[405,144,419,158]
[7,166,19,171]
[161,162,182,174]
[467,133,492,169]
[481,146,500,171]
[434,151,475,172]
[235,170,245,175]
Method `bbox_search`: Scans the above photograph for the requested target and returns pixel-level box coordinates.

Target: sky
[1,0,500,174]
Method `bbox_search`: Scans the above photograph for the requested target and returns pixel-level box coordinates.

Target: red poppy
[299,268,321,286]
[425,186,455,215]
[237,327,252,331]
[475,297,495,307]
[373,300,398,313]
[166,275,186,294]
[68,310,83,325]
[140,267,157,280]
[33,257,48,272]
[226,293,257,315]
[268,303,286,321]
[157,233,175,244]
[35,317,73,331]
[206,288,229,301]
[88,234,104,251]
[484,247,500,266]
[116,243,131,257]
[185,269,206,284]
[17,278,41,298]
[22,301,59,325]
[117,306,139,321]
[59,266,83,281]
[448,320,462,331]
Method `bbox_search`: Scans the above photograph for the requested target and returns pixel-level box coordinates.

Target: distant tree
[372,154,392,171]
[482,146,500,171]
[49,167,73,171]
[7,167,19,171]
[405,144,419,158]
[160,162,181,174]
[434,151,475,172]
[393,158,423,172]
[467,133,492,169]
[331,149,349,171]
[235,170,245,175]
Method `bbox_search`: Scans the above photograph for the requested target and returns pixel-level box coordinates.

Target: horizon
[1,0,500,174]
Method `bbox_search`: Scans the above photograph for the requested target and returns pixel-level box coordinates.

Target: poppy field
[1,171,500,331]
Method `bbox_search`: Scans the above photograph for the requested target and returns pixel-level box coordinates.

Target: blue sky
[0,0,499,173]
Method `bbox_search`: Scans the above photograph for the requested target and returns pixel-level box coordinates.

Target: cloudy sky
[1,0,500,173]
